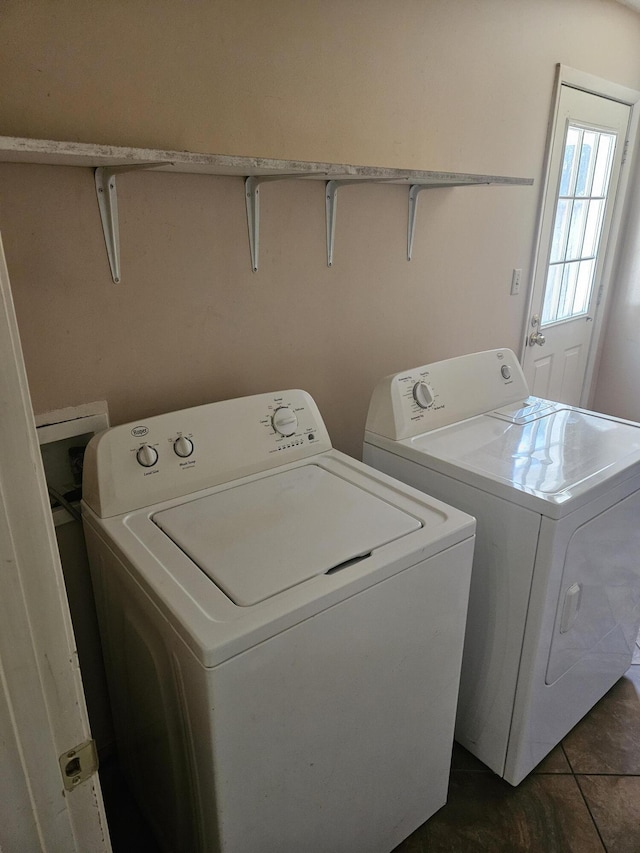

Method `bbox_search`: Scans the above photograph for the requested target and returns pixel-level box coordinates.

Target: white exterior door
[0,234,111,852]
[523,70,638,406]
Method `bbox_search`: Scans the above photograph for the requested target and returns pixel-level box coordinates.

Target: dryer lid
[152,464,422,605]
[411,406,640,507]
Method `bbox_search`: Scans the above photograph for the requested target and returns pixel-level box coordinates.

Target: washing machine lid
[410,404,640,510]
[152,464,421,606]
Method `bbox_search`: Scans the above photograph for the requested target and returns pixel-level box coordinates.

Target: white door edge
[520,64,640,407]
[0,233,111,852]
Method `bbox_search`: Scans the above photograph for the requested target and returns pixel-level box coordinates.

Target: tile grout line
[573,774,609,852]
[574,771,640,776]
[564,742,609,853]
[564,659,640,852]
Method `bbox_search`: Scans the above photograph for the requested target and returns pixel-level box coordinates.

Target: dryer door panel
[546,488,640,684]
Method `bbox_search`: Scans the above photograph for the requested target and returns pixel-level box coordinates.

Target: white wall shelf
[0,136,534,277]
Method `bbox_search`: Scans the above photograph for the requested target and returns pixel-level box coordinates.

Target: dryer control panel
[82,390,332,517]
[365,349,530,441]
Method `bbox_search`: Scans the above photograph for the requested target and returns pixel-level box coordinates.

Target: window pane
[576,131,596,197]
[573,259,595,314]
[583,200,603,257]
[550,199,571,263]
[559,262,580,320]
[542,264,564,324]
[560,127,580,196]
[592,133,615,197]
[566,200,588,260]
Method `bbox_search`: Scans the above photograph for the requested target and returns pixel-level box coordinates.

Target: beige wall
[2,0,640,458]
[3,0,640,172]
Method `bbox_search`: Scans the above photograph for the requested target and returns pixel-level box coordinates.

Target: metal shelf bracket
[245,176,287,273]
[245,174,319,272]
[407,185,430,262]
[95,162,168,283]
[325,179,400,267]
[407,181,489,260]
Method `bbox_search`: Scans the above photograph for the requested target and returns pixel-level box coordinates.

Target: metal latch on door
[59,739,98,792]
[528,315,546,347]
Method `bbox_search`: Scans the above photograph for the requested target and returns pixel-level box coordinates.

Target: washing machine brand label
[131,426,149,437]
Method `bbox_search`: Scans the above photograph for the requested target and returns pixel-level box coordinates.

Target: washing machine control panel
[366,348,530,440]
[83,390,332,517]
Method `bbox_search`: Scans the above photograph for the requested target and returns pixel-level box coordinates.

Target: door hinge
[59,739,98,792]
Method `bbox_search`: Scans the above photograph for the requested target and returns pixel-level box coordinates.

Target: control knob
[272,406,298,437]
[173,436,194,458]
[136,444,158,468]
[413,381,435,409]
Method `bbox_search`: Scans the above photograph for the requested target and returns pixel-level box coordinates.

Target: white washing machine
[364,348,640,786]
[82,389,475,853]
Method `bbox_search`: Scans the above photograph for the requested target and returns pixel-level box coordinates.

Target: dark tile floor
[102,642,640,853]
[394,642,640,853]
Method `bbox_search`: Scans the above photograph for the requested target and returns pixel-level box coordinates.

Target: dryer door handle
[559,582,582,634]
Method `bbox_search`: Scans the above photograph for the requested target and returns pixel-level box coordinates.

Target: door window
[542,125,617,326]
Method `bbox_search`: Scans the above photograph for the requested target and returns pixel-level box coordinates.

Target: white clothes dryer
[82,389,475,853]
[364,349,640,786]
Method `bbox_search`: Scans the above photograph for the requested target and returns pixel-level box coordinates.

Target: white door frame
[0,234,111,852]
[520,64,640,407]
